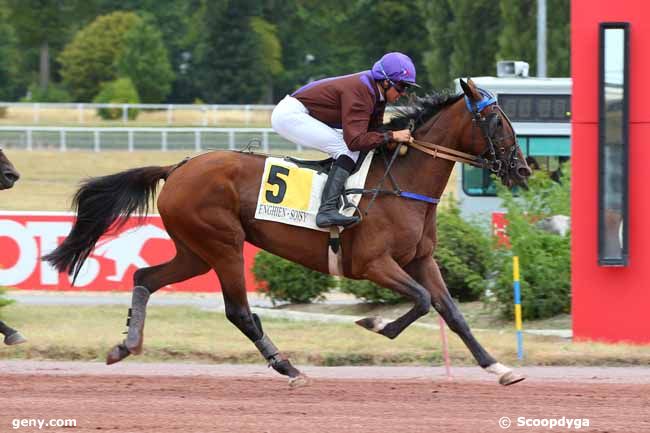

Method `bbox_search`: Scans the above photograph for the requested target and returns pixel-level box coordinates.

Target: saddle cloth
[254,151,374,231]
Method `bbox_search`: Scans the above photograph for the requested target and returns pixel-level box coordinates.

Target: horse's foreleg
[356,255,431,339]
[218,257,308,388]
[0,320,26,346]
[106,241,210,365]
[404,256,525,386]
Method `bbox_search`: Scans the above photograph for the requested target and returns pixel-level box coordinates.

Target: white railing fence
[0,126,303,152]
[0,102,276,126]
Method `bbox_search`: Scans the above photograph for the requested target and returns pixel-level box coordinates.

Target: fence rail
[0,126,302,152]
[0,102,276,126]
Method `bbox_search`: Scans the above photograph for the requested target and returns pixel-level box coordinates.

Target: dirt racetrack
[1,361,649,433]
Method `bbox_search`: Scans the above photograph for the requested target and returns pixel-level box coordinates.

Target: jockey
[272,52,419,228]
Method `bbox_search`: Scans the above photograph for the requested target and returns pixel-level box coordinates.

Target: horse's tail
[43,164,176,283]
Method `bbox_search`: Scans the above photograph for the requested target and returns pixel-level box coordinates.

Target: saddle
[283,150,369,176]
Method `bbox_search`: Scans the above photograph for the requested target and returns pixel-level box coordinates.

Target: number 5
[265,165,289,203]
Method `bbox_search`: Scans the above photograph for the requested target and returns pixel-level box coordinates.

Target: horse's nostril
[517,166,532,178]
[3,171,20,182]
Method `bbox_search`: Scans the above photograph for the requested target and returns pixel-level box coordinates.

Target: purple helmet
[371,52,420,88]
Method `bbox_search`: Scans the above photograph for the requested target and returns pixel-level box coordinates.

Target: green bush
[0,287,13,310]
[93,77,140,120]
[339,278,403,304]
[252,251,333,304]
[491,164,571,320]
[435,201,494,301]
[20,83,72,102]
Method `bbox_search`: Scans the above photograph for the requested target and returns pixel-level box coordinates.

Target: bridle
[409,88,523,180]
[344,88,525,216]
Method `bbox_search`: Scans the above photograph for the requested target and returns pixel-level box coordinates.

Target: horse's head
[458,78,531,189]
[0,149,20,190]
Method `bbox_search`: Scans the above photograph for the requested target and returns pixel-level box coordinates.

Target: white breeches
[271,95,360,162]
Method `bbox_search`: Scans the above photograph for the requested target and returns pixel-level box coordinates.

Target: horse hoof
[288,374,310,388]
[106,343,131,365]
[4,332,27,346]
[500,371,526,386]
[355,317,388,333]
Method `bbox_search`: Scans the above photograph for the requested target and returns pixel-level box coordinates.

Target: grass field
[0,106,273,128]
[0,303,646,366]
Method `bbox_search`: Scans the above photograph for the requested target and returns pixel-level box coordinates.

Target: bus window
[462,164,497,196]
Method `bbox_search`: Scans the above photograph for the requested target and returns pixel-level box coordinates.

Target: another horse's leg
[0,320,27,346]
[405,256,525,386]
[106,239,210,364]
[355,255,431,339]
[216,253,308,387]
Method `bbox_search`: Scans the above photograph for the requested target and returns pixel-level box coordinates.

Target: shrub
[491,164,571,320]
[20,83,72,103]
[339,278,403,304]
[435,201,494,301]
[252,250,333,304]
[0,287,13,310]
[93,77,140,120]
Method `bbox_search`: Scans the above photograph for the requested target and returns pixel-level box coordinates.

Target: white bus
[453,76,572,219]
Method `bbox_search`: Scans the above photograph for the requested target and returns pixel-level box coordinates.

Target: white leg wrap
[485,362,511,376]
[372,318,391,332]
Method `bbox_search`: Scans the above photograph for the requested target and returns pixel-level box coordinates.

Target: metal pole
[513,256,524,360]
[537,0,547,77]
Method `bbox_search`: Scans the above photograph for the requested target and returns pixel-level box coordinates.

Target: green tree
[117,14,175,103]
[0,3,21,100]
[498,0,536,72]
[546,0,570,77]
[448,0,502,80]
[59,11,141,101]
[250,16,283,103]
[193,0,268,103]
[351,0,432,91]
[5,0,95,92]
[420,0,455,89]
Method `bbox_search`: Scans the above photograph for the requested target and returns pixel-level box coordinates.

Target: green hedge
[93,77,140,120]
[339,278,403,304]
[435,201,493,301]
[252,250,333,304]
[491,164,571,320]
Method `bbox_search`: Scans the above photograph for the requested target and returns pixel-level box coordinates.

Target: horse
[44,78,531,386]
[0,148,26,346]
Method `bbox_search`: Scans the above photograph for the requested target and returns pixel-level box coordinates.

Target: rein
[408,139,487,168]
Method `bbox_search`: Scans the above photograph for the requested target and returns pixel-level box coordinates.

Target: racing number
[265,165,290,203]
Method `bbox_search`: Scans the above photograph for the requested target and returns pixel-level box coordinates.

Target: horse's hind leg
[0,320,27,346]
[404,255,525,386]
[215,253,308,387]
[106,239,210,364]
[355,255,431,339]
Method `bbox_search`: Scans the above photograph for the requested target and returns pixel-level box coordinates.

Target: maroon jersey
[292,71,391,152]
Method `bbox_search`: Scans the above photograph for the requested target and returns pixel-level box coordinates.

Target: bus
[452,76,572,219]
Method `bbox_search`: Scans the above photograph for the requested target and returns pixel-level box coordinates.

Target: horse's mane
[384,91,464,131]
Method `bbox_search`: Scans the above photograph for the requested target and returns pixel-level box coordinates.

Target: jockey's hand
[392,129,413,144]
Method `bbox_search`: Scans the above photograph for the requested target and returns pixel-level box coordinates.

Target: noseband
[466,89,522,178]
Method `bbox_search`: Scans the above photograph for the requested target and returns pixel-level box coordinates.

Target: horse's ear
[459,78,471,97]
[461,77,481,101]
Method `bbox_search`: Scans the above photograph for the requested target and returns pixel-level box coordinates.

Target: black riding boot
[316,164,359,228]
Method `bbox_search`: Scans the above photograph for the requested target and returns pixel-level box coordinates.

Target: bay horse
[44,79,531,386]
[0,148,26,346]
